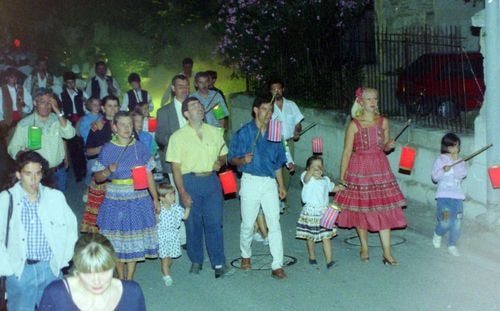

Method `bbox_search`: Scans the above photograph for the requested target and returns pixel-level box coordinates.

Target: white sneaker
[448,246,460,257]
[82,194,88,203]
[432,233,442,248]
[163,275,173,286]
[253,232,264,242]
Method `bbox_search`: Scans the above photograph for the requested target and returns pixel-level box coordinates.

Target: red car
[396,52,485,118]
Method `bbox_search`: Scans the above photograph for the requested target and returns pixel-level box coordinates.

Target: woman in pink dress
[335,87,406,265]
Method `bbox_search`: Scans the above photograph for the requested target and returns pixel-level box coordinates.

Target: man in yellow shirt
[166,97,229,278]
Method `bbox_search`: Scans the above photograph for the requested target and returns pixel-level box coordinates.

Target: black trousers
[66,135,87,181]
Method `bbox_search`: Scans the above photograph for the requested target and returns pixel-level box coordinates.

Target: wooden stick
[393,119,412,142]
[299,122,317,136]
[449,143,493,167]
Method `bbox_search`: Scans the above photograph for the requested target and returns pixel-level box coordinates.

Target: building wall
[229,93,491,223]
[375,0,483,51]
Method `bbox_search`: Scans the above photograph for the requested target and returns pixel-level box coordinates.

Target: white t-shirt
[301,171,334,209]
[272,97,304,140]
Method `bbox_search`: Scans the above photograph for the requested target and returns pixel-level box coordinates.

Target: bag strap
[4,190,13,248]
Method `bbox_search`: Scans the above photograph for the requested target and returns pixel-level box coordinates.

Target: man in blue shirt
[228,94,288,279]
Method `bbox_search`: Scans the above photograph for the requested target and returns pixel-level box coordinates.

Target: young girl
[157,183,190,286]
[296,155,343,268]
[431,133,467,257]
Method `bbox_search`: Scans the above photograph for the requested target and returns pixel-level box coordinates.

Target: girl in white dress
[296,155,343,268]
[157,183,190,286]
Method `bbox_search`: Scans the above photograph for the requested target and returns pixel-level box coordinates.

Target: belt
[112,178,134,185]
[26,259,40,265]
[192,171,213,177]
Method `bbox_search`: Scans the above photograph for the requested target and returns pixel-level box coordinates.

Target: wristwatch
[57,111,65,118]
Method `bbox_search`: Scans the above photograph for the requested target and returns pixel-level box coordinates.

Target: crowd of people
[0,56,468,310]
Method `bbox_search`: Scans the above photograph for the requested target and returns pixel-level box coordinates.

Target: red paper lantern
[219,170,237,195]
[13,38,21,49]
[488,166,500,188]
[131,166,149,190]
[147,118,157,132]
[399,146,416,173]
[312,136,323,154]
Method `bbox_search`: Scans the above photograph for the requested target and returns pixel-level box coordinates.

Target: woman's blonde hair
[73,233,117,273]
[350,87,380,119]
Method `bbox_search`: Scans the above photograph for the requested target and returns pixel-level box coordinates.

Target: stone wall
[228,93,491,223]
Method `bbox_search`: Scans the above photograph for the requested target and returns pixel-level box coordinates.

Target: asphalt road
[66,170,500,311]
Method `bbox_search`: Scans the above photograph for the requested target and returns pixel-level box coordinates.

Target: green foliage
[210,0,371,110]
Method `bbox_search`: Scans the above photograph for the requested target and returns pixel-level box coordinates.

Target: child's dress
[296,171,336,241]
[158,202,185,258]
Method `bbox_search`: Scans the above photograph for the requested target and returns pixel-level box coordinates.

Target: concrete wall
[228,93,491,222]
[375,0,483,51]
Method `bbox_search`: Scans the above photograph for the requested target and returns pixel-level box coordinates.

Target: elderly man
[8,88,76,191]
[166,97,229,278]
[0,151,78,311]
[228,94,288,279]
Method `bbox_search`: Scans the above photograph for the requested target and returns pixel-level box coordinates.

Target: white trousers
[240,173,283,270]
[168,172,186,245]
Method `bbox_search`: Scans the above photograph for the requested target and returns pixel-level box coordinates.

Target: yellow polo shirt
[166,123,227,174]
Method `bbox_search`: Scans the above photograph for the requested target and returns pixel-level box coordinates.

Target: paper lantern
[267,119,282,142]
[28,126,42,150]
[312,137,323,154]
[219,170,237,195]
[399,146,416,174]
[320,204,341,229]
[212,104,226,120]
[131,166,149,190]
[147,118,157,132]
[13,38,21,49]
[488,166,500,188]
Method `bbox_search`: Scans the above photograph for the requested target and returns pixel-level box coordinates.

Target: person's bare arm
[340,122,356,181]
[171,162,192,209]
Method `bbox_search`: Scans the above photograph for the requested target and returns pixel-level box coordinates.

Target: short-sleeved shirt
[301,171,334,209]
[228,120,287,178]
[191,90,229,127]
[166,123,227,174]
[272,97,304,140]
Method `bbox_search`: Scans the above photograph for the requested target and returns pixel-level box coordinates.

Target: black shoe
[189,263,202,274]
[308,259,318,265]
[214,265,234,279]
[326,261,337,269]
[181,244,187,250]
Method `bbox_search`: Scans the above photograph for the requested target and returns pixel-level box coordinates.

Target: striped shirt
[21,193,52,261]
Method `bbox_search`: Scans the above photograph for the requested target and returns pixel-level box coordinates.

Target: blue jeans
[54,166,68,191]
[434,198,463,246]
[6,261,59,311]
[183,173,225,268]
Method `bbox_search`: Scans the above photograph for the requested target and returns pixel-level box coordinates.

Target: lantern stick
[333,179,349,188]
[299,122,317,136]
[449,143,493,167]
[393,119,412,142]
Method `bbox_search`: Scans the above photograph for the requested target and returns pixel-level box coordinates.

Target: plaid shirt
[20,193,52,261]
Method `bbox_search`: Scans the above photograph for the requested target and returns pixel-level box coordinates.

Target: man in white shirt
[121,72,153,112]
[270,78,304,213]
[156,74,189,247]
[0,67,33,144]
[85,61,121,99]
[160,57,195,106]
